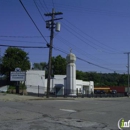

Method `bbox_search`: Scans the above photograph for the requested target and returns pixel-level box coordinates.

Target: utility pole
[124,52,130,97]
[44,8,63,98]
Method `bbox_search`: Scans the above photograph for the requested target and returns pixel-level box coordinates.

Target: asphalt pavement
[0,93,129,130]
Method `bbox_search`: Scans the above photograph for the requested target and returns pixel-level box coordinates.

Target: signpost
[10,68,26,94]
[10,71,26,81]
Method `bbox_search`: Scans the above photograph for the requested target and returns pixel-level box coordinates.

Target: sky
[0,0,130,74]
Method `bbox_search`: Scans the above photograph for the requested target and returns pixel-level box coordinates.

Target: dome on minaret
[66,53,76,63]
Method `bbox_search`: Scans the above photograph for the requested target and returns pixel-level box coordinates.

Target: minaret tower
[66,51,76,95]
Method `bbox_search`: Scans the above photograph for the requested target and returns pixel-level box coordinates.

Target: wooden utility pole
[44,9,63,98]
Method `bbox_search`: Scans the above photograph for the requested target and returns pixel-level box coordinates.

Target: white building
[26,70,45,94]
[25,72,94,95]
[25,52,94,96]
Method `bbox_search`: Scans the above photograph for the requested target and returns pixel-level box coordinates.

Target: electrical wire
[52,46,120,72]
[18,0,125,73]
[35,0,124,71]
[0,44,48,48]
[0,39,46,44]
[0,35,45,38]
[62,24,103,51]
[76,57,115,72]
[41,0,50,12]
[53,47,68,55]
[62,23,119,54]
[19,0,48,43]
[53,45,126,73]
[33,0,46,22]
[38,0,124,54]
[45,2,130,17]
[56,35,100,58]
[52,0,55,9]
[38,0,47,13]
[64,19,123,54]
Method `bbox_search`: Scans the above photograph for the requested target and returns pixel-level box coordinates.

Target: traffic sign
[10,71,26,81]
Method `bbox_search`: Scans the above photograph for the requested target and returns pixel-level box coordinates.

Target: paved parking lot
[0,93,130,130]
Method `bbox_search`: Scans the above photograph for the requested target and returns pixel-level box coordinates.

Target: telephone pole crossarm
[44,12,63,16]
[45,18,63,22]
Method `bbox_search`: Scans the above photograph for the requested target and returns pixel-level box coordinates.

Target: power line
[19,0,48,43]
[55,36,72,49]
[62,22,118,54]
[0,35,45,38]
[41,0,50,12]
[45,2,130,17]
[56,35,103,60]
[0,44,48,48]
[0,39,46,44]
[53,46,125,73]
[53,46,68,55]
[41,2,123,54]
[77,57,115,72]
[33,0,46,22]
[62,24,99,50]
[52,0,55,8]
[34,0,48,13]
[64,19,121,53]
[76,57,115,72]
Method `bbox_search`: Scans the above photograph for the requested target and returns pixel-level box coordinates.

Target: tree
[51,55,67,75]
[1,47,30,80]
[33,62,47,70]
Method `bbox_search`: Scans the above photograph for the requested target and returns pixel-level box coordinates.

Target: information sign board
[10,71,26,81]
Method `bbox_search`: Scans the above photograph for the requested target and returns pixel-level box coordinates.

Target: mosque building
[25,52,94,96]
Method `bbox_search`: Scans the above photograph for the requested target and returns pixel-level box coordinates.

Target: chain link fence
[26,85,125,98]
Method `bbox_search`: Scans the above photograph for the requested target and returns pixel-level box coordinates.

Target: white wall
[0,85,9,92]
[76,80,94,94]
[25,70,45,87]
[76,80,83,93]
[45,75,66,92]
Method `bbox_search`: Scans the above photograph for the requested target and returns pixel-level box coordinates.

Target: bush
[7,82,26,93]
[8,85,15,90]
[19,82,26,90]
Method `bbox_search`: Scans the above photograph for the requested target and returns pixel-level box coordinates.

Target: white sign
[10,71,26,81]
[15,67,21,72]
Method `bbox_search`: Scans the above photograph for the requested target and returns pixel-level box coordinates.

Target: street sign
[10,71,26,81]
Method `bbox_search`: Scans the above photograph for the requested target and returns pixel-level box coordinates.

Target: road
[0,95,129,130]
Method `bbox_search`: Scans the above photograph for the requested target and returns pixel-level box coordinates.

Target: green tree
[1,47,30,80]
[76,70,84,80]
[76,71,127,87]
[51,55,67,75]
[33,62,47,70]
